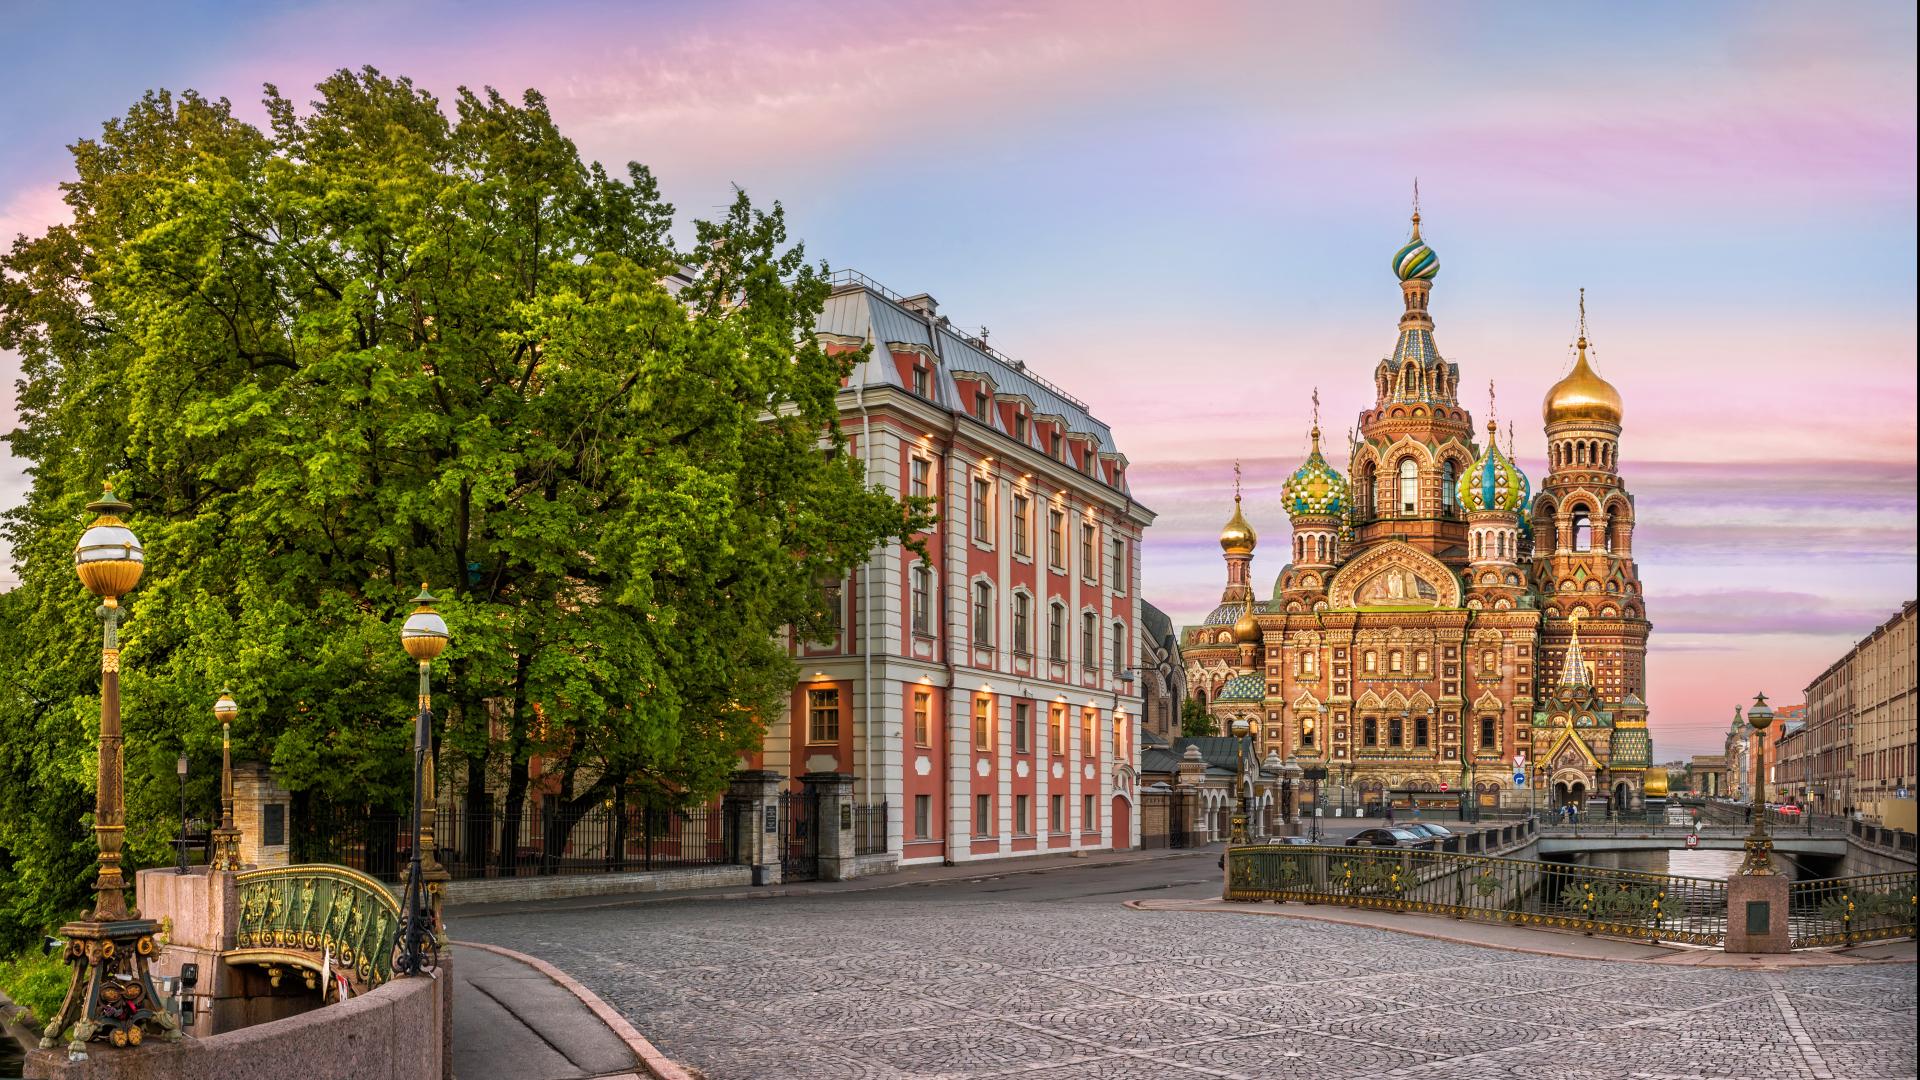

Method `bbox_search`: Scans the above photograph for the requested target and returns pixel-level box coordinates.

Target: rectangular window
[1415,650,1430,673]
[974,390,989,419]
[1414,716,1429,748]
[1082,612,1097,669]
[1364,651,1378,673]
[1363,716,1379,747]
[1301,717,1317,748]
[1014,413,1028,441]
[914,794,932,839]
[1082,709,1097,758]
[911,365,929,398]
[1110,538,1126,589]
[1014,702,1031,753]
[911,562,932,635]
[1050,794,1065,833]
[1083,794,1096,832]
[1013,593,1031,655]
[807,688,840,745]
[1389,650,1403,673]
[1049,704,1066,754]
[1047,508,1065,568]
[911,457,931,500]
[913,690,933,747]
[973,696,993,752]
[1081,523,1097,581]
[1050,431,1063,460]
[1011,493,1031,556]
[1389,716,1404,746]
[974,794,993,837]
[1113,715,1124,758]
[1112,623,1125,674]
[1480,716,1497,751]
[1015,794,1032,836]
[972,477,993,543]
[973,581,993,646]
[1049,604,1066,659]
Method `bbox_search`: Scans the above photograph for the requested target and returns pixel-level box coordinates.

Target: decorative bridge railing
[230,864,402,997]
[1786,873,1918,948]
[1224,845,1728,946]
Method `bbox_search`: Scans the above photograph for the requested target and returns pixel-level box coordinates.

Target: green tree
[1180,697,1216,737]
[0,69,929,947]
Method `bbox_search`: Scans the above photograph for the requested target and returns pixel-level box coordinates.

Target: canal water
[1553,805,1791,881]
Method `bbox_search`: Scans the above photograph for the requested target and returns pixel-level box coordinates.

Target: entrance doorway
[1553,780,1587,807]
[1111,796,1131,850]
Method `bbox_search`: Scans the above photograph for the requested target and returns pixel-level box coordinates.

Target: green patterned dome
[1281,428,1349,520]
[1457,421,1530,514]
[1392,213,1439,281]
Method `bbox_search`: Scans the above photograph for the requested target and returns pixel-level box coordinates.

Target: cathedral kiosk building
[1184,211,1654,816]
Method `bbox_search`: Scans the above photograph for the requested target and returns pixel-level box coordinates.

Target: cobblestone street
[453,859,1918,1080]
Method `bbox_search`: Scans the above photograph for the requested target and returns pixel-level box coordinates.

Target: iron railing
[1224,845,1727,946]
[298,800,734,882]
[1849,820,1918,855]
[853,801,888,856]
[1787,873,1919,948]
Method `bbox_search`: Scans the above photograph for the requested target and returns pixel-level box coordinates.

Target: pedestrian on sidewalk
[1384,801,1395,825]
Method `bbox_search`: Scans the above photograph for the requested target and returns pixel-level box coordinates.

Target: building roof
[1213,674,1266,703]
[1610,728,1652,768]
[1140,602,1176,650]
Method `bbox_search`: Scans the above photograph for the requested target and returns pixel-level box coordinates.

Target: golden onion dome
[1544,335,1622,428]
[1232,603,1261,644]
[1220,496,1257,553]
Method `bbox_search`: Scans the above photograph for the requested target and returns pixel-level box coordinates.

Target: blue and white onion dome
[1456,421,1530,514]
[1392,212,1439,281]
[1280,427,1349,520]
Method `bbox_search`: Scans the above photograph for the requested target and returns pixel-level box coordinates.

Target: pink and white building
[747,271,1156,865]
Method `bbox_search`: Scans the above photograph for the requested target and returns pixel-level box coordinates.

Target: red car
[1772,804,1802,816]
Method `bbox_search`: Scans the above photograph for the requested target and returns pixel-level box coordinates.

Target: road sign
[1513,773,1526,786]
[1439,782,1449,792]
[1685,833,1699,849]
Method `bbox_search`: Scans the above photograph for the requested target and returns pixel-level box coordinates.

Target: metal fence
[297,800,734,882]
[1849,819,1918,856]
[1786,872,1919,948]
[1224,844,1728,946]
[853,801,888,856]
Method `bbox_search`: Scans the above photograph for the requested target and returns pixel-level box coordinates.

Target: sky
[1,0,1914,757]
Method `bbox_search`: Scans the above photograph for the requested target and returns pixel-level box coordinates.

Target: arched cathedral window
[1398,459,1418,515]
[1571,509,1593,552]
[1440,460,1456,512]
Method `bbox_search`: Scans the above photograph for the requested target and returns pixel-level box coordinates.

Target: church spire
[1557,614,1591,689]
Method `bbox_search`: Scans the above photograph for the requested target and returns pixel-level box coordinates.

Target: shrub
[0,948,69,1030]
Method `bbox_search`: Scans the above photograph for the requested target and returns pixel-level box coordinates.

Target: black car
[1345,827,1435,848]
[1400,822,1453,839]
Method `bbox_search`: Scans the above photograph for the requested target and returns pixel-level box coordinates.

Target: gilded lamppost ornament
[43,482,181,1053]
[1737,692,1777,876]
[396,584,450,977]
[210,691,243,871]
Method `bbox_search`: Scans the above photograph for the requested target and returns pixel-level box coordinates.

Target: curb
[455,940,694,1080]
[1123,899,1918,969]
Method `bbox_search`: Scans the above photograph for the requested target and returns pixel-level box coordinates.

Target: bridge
[1535,824,1847,858]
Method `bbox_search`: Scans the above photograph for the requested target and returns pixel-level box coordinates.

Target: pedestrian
[1385,801,1395,825]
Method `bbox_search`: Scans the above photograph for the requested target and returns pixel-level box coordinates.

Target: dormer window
[1014,413,1028,441]
[974,390,989,419]
[1050,432,1063,460]
[911,365,929,398]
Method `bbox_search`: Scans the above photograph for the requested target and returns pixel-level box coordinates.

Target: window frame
[972,476,994,544]
[1049,703,1066,755]
[911,562,932,636]
[913,690,934,747]
[972,695,994,752]
[806,688,841,745]
[913,794,933,840]
[972,580,994,646]
[1014,702,1032,753]
[1398,458,1419,515]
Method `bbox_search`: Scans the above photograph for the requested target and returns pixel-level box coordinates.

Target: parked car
[1266,836,1317,845]
[1345,828,1435,849]
[1401,822,1453,839]
[1772,804,1802,816]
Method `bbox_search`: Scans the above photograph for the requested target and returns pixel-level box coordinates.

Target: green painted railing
[1224,844,1728,946]
[1786,873,1918,948]
[231,864,402,994]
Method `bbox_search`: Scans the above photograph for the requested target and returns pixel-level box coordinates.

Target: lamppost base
[208,827,243,872]
[39,918,181,1052]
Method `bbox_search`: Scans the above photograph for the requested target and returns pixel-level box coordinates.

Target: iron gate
[779,788,820,881]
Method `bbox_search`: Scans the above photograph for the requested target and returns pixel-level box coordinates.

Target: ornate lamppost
[43,484,179,1054]
[1229,718,1252,843]
[397,585,450,977]
[210,691,242,871]
[1737,692,1777,875]
[1278,756,1303,830]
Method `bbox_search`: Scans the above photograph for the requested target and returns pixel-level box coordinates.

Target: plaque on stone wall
[263,803,285,847]
[1746,900,1770,935]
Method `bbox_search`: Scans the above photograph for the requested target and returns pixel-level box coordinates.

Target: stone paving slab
[458,890,1918,1080]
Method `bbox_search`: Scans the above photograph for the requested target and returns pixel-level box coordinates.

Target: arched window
[1361,463,1377,517]
[1571,509,1593,552]
[1440,460,1457,512]
[1474,533,1484,559]
[1497,532,1507,558]
[1398,459,1419,515]
[1317,535,1328,562]
[1363,650,1378,673]
[1389,650,1403,673]
[973,581,994,646]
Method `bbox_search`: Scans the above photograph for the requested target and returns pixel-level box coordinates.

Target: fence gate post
[727,770,786,886]
[804,772,858,881]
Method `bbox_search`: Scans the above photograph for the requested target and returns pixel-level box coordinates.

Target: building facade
[1138,602,1185,744]
[1182,209,1655,813]
[754,273,1155,864]
[1802,600,1917,822]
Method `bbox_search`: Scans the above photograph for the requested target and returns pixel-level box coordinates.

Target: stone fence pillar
[726,770,785,886]
[232,762,290,869]
[804,772,857,881]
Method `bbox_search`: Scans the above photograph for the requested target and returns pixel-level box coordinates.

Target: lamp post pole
[175,756,189,874]
[398,585,450,977]
[1738,693,1777,875]
[210,692,241,871]
[1229,718,1252,843]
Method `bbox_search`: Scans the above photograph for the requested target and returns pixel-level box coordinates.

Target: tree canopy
[0,68,926,950]
[1180,697,1216,737]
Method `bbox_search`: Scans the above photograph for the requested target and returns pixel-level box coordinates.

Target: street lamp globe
[213,691,238,726]
[74,484,143,599]
[401,585,450,663]
[1231,717,1250,738]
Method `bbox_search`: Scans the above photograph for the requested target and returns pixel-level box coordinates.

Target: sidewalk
[1128,896,1919,969]
[447,844,1217,920]
[453,941,689,1080]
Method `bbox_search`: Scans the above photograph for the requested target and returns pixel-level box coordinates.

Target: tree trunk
[496,653,533,877]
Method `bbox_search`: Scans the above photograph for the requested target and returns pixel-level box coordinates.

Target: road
[450,850,1916,1080]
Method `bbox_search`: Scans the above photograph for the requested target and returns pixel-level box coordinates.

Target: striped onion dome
[1456,421,1530,514]
[1392,213,1439,281]
[1280,427,1348,520]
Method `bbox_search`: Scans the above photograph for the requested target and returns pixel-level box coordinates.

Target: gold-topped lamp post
[398,585,450,976]
[43,484,179,1053]
[1229,718,1252,843]
[210,691,242,871]
[1738,692,1777,875]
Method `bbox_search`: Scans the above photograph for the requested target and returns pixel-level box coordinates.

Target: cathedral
[1184,207,1654,813]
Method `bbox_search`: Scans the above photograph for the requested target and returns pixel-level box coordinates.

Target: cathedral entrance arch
[1551,771,1588,807]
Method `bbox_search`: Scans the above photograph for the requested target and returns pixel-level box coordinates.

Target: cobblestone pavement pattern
[460,892,1917,1080]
